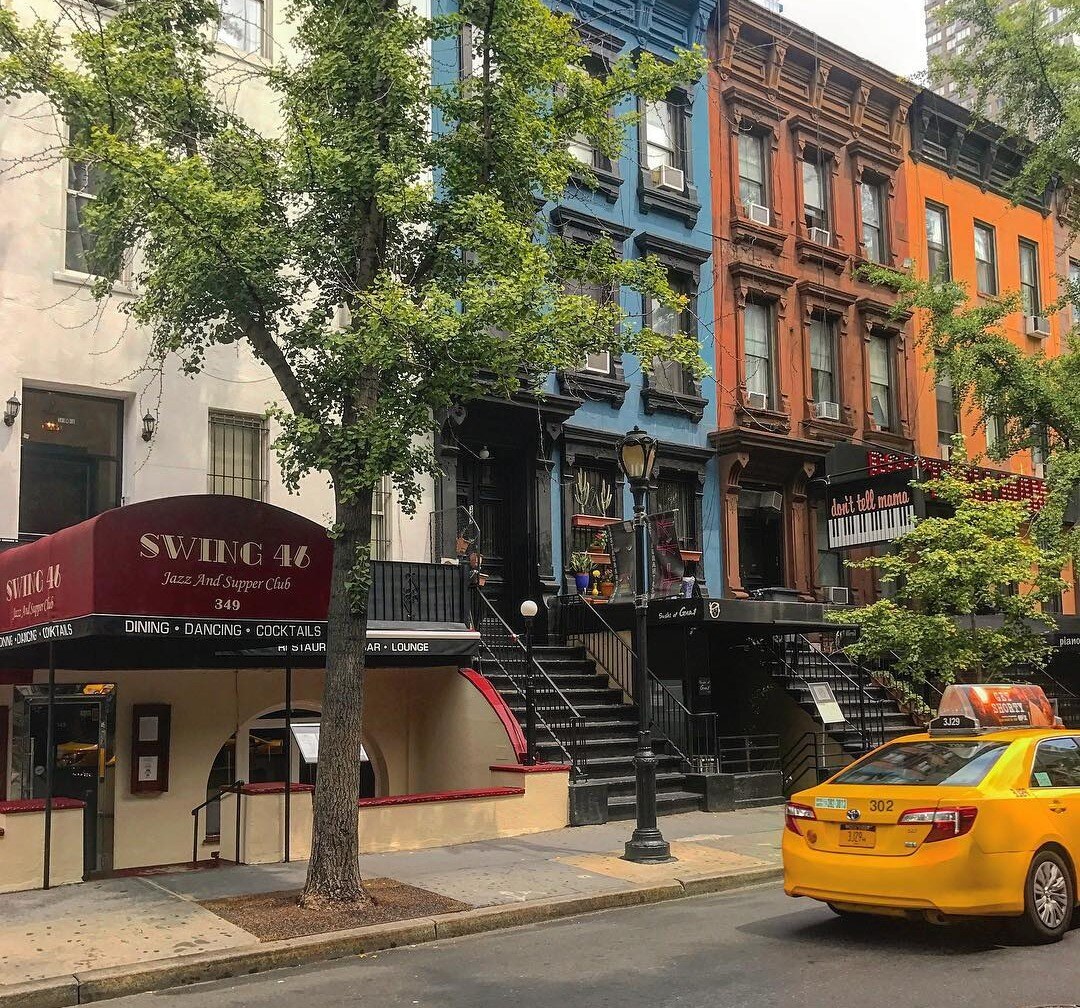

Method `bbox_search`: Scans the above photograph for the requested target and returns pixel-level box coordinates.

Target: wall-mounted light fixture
[3,393,20,427]
[478,445,490,460]
[141,412,157,442]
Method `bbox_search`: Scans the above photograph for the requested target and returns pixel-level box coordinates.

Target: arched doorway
[203,704,379,840]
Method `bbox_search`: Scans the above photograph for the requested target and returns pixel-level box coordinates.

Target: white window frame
[217,0,268,58]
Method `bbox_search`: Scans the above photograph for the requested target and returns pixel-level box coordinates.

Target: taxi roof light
[929,684,1060,735]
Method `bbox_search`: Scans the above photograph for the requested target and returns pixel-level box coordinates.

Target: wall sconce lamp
[141,412,157,442]
[3,393,20,427]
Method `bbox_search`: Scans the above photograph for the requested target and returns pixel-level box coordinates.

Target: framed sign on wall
[130,703,171,794]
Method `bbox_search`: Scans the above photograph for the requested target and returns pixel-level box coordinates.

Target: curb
[0,865,782,1007]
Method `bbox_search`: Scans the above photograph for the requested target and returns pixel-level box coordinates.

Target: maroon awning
[0,495,332,665]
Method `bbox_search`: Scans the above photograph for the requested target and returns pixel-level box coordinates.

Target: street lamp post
[617,427,673,864]
[520,599,539,766]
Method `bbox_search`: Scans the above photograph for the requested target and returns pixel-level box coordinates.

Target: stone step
[599,773,691,799]
[607,790,704,821]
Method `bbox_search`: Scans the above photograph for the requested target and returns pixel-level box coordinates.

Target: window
[925,203,951,280]
[801,153,830,232]
[65,158,123,278]
[1030,737,1080,788]
[218,0,265,55]
[738,130,768,210]
[859,180,887,263]
[370,476,392,561]
[1019,239,1041,317]
[985,411,1005,456]
[973,222,998,295]
[743,301,774,408]
[649,273,695,396]
[815,504,843,588]
[19,389,123,536]
[1069,259,1080,324]
[207,410,269,500]
[936,376,960,446]
[644,97,685,175]
[567,276,615,375]
[868,331,894,430]
[567,56,613,173]
[654,478,698,550]
[835,740,1009,786]
[571,465,620,519]
[809,315,838,406]
[1032,423,1050,476]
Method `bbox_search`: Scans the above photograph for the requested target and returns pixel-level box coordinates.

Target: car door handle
[1050,804,1068,814]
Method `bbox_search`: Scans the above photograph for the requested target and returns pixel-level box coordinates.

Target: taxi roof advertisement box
[0,496,333,648]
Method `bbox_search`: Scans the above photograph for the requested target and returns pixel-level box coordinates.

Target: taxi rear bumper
[782,831,1030,916]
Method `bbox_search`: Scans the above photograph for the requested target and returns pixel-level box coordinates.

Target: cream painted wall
[0,0,434,559]
[0,804,83,894]
[36,663,515,872]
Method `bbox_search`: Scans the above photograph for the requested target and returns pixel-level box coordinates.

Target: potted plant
[568,552,592,593]
[599,567,615,599]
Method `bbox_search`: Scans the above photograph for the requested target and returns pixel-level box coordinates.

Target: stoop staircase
[475,592,783,821]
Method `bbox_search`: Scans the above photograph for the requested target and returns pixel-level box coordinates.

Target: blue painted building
[431,0,720,630]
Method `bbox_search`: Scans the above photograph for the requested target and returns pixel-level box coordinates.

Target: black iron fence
[553,594,720,769]
[476,592,589,778]
[766,633,885,753]
[780,732,854,796]
[368,560,470,626]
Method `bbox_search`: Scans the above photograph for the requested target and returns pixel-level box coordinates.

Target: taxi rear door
[1026,736,1080,856]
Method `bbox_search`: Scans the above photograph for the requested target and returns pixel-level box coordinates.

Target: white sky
[777,0,929,81]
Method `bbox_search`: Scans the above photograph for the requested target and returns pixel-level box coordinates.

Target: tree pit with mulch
[200,878,471,941]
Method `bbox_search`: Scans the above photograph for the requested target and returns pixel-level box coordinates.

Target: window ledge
[637,172,701,228]
[795,236,850,275]
[731,213,787,256]
[52,270,136,297]
[736,402,791,434]
[214,43,272,68]
[641,385,706,422]
[569,165,623,204]
[558,370,628,407]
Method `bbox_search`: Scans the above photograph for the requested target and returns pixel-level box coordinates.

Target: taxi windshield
[833,740,1010,787]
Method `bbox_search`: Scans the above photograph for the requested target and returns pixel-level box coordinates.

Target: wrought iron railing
[1037,669,1080,727]
[475,592,588,779]
[711,734,782,775]
[553,594,719,770]
[856,650,944,724]
[368,560,470,626]
[765,633,885,753]
[192,780,244,864]
[780,732,854,796]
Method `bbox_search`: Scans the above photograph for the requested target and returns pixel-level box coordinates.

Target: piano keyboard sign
[828,482,915,549]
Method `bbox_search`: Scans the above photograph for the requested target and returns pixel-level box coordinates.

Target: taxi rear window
[833,741,1009,786]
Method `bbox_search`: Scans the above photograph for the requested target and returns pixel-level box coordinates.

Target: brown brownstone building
[707,0,918,604]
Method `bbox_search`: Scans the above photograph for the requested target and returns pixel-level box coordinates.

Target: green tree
[0,0,705,905]
[829,448,1069,688]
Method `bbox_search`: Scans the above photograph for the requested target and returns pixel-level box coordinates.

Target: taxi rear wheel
[1011,849,1074,945]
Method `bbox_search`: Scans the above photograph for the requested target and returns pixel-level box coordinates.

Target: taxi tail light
[898,806,978,842]
[785,802,816,835]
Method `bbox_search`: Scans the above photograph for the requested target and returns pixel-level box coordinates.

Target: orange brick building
[708,0,917,603]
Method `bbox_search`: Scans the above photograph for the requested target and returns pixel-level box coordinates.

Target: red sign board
[0,496,332,651]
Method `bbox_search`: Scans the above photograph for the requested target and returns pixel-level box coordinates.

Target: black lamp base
[622,828,676,865]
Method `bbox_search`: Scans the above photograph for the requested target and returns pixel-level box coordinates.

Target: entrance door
[457,448,529,615]
[738,493,785,592]
[12,685,116,875]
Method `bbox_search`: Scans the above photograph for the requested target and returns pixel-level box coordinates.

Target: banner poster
[648,510,685,599]
[607,521,637,603]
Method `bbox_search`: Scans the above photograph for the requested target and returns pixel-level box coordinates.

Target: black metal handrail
[855,647,944,724]
[475,592,589,779]
[554,594,720,769]
[712,734,782,774]
[767,633,885,753]
[192,780,244,865]
[1037,669,1080,727]
[780,732,853,795]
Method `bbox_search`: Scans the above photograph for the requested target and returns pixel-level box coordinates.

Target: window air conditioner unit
[939,443,952,461]
[1025,315,1050,338]
[746,391,770,410]
[652,164,685,192]
[808,227,832,246]
[822,586,851,605]
[758,491,784,512]
[1034,462,1047,480]
[745,202,771,226]
[815,400,840,422]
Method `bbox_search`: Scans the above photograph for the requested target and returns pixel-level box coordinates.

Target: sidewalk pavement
[0,806,784,1001]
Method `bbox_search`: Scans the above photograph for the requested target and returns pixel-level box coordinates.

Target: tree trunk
[301,480,374,907]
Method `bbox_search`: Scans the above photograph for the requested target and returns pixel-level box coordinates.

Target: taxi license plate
[839,824,876,849]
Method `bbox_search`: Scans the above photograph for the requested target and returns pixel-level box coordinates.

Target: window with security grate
[207,410,269,501]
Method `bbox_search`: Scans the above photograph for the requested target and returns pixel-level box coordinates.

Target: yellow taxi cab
[783,683,1080,943]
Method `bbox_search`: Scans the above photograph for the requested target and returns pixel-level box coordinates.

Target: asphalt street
[111,883,1080,1008]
